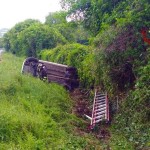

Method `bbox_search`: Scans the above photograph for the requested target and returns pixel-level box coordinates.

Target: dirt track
[70,88,111,142]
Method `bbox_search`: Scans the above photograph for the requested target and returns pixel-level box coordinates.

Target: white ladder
[85,90,109,129]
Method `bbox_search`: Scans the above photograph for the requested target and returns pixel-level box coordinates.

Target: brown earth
[70,88,111,143]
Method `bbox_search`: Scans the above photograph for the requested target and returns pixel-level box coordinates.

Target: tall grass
[0,53,101,149]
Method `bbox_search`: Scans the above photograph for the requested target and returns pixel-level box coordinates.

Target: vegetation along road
[0,0,150,149]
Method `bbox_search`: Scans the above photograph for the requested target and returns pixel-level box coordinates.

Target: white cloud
[0,0,62,29]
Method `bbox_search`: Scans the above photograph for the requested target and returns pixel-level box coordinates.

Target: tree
[17,24,67,57]
[3,33,11,51]
[3,19,40,53]
[3,19,67,57]
[60,0,124,35]
[45,11,77,42]
[45,11,67,26]
[45,11,90,43]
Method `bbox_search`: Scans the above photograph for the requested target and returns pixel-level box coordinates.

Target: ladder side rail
[105,93,110,121]
[91,89,97,128]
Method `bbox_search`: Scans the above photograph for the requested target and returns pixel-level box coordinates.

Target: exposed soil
[70,88,91,118]
[70,88,111,143]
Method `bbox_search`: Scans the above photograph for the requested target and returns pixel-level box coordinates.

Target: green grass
[109,132,134,150]
[0,53,102,149]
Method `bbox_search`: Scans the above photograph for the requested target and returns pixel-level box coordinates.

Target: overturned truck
[21,57,79,91]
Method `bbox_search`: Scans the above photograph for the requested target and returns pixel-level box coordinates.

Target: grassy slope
[0,53,101,150]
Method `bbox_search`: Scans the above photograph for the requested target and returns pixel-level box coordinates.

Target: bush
[112,48,150,149]
[40,43,95,88]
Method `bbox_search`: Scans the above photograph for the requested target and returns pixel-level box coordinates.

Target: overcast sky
[0,0,62,29]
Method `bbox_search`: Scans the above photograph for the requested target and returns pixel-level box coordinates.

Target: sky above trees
[0,0,61,29]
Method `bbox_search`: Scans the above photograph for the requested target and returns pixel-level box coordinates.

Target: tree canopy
[3,20,67,57]
[45,11,67,26]
[60,0,150,35]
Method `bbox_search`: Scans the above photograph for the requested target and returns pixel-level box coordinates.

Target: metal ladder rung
[94,107,106,112]
[95,118,105,123]
[95,95,106,98]
[95,98,105,102]
[95,102,106,105]
[87,91,109,129]
[94,107,106,111]
[94,104,106,108]
[96,96,106,99]
[96,94,106,96]
[94,110,106,116]
[94,114,105,120]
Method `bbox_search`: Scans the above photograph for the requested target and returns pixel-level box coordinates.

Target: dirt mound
[70,88,111,142]
[70,88,91,118]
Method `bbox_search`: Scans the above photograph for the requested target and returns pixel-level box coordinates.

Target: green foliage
[61,0,125,35]
[89,26,123,94]
[0,38,3,48]
[90,13,149,148]
[92,23,149,95]
[0,52,102,149]
[111,49,150,149]
[45,11,91,43]
[48,22,78,42]
[94,25,117,46]
[2,20,67,57]
[3,19,40,53]
[55,0,150,149]
[41,43,95,87]
[61,0,150,36]
[45,11,67,26]
[17,24,67,57]
[101,0,150,30]
[1,0,149,148]
[54,23,90,44]
[109,133,134,150]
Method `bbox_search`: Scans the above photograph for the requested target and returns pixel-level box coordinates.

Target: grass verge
[0,53,102,149]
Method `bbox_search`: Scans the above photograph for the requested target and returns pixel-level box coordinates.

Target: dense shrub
[3,21,67,57]
[3,19,40,54]
[113,59,150,149]
[17,24,67,57]
[41,43,95,87]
